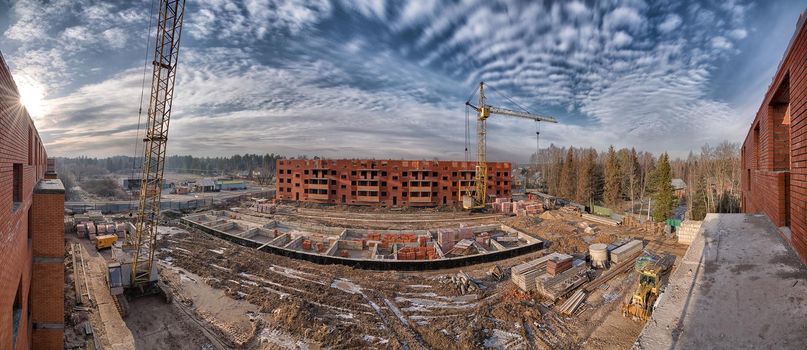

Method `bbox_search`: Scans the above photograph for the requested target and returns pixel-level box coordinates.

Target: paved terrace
[636,213,807,349]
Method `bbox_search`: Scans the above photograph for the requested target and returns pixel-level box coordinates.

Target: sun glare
[16,76,48,119]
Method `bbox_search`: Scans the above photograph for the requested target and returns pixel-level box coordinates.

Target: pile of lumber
[536,265,589,301]
[581,213,622,226]
[558,290,587,315]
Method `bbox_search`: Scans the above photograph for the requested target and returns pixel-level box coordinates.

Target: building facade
[276,159,512,207]
[1,52,65,349]
[741,11,807,264]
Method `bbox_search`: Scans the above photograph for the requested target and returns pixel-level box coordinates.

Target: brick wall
[0,50,59,350]
[275,159,512,207]
[31,184,64,346]
[742,11,807,264]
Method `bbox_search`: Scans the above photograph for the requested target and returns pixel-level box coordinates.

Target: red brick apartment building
[276,159,512,207]
[742,11,807,264]
[0,52,65,349]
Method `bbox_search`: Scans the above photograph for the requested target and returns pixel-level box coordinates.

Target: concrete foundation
[635,213,807,349]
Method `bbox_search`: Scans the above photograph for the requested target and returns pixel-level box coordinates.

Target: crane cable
[487,84,532,114]
[129,0,157,184]
[465,105,471,162]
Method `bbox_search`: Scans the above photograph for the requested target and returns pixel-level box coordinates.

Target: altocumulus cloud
[0,0,794,161]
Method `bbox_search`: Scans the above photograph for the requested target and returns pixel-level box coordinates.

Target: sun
[15,76,48,119]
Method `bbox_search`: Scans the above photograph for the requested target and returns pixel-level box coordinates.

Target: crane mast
[464,82,558,209]
[129,0,186,288]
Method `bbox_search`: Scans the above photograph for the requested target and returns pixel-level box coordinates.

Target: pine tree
[560,148,576,199]
[576,149,596,205]
[652,153,675,222]
[603,146,621,207]
[690,173,708,220]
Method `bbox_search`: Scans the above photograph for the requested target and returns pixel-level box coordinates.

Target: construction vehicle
[95,234,118,250]
[106,0,186,316]
[622,253,675,320]
[463,82,558,210]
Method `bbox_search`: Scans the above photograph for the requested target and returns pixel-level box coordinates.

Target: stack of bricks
[397,246,437,260]
[547,256,573,276]
[436,228,474,251]
[493,198,543,216]
[377,233,417,249]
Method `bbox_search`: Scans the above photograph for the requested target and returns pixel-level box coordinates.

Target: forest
[529,141,741,221]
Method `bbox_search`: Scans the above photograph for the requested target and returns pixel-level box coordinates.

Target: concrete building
[741,10,807,263]
[0,52,65,349]
[218,179,247,191]
[276,159,512,207]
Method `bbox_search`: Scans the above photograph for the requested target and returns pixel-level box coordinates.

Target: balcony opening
[13,163,23,211]
[12,278,23,348]
[769,73,790,226]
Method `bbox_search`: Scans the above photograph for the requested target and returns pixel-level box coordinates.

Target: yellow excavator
[623,253,675,320]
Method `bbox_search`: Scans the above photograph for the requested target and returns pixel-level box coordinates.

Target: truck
[622,253,675,320]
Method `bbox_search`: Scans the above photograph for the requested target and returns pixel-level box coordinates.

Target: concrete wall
[741,11,807,264]
[276,159,512,207]
[0,52,61,350]
[181,217,544,271]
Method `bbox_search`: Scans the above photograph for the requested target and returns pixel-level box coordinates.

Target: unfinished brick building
[276,159,512,207]
[0,52,65,349]
[742,11,807,264]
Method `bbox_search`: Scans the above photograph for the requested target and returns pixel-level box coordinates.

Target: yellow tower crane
[107,0,186,315]
[463,82,558,210]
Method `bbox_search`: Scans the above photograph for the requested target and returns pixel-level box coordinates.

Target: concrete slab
[635,213,807,349]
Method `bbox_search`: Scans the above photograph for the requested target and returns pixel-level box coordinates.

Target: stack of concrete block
[610,239,643,264]
[437,229,455,251]
[501,202,513,213]
[677,220,703,245]
[511,252,572,292]
[256,203,275,213]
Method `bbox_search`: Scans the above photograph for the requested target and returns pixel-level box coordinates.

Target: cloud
[603,6,644,33]
[2,0,759,161]
[711,36,733,50]
[565,1,589,18]
[658,14,682,33]
[728,28,747,40]
[186,0,332,40]
[612,31,633,47]
[340,0,387,20]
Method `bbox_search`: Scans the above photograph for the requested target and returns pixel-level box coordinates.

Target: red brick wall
[742,11,807,264]
[275,159,512,207]
[0,51,52,350]
[30,189,65,347]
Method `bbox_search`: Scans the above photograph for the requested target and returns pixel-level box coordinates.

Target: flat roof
[635,213,807,349]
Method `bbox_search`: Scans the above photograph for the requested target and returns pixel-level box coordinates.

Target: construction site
[62,197,694,349]
[2,1,807,350]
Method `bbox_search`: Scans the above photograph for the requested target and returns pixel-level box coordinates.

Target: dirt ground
[68,206,689,349]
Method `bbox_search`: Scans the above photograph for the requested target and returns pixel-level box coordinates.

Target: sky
[1,0,806,163]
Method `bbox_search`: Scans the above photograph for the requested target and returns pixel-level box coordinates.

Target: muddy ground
[70,206,687,349]
[156,208,685,349]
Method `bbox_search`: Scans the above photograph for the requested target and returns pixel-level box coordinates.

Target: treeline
[674,142,742,220]
[57,153,287,176]
[529,141,741,221]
